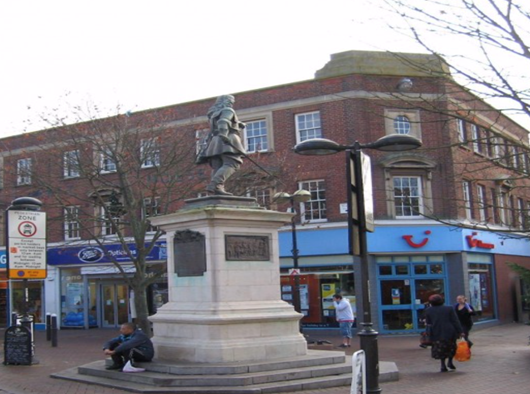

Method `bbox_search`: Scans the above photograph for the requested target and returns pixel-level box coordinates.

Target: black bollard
[46,313,51,341]
[51,314,58,347]
[11,312,18,326]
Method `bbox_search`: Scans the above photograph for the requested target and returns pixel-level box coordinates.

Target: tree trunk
[132,283,152,336]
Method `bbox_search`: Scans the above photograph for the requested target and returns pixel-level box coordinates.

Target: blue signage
[47,242,167,266]
[0,250,6,268]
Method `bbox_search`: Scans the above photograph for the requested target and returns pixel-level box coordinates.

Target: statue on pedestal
[196,95,246,196]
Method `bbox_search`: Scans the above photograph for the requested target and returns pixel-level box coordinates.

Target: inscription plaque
[173,230,206,277]
[225,235,270,261]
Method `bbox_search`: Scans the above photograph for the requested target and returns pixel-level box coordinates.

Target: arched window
[394,115,411,135]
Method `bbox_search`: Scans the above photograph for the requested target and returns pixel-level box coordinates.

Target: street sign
[7,210,47,279]
[289,268,300,276]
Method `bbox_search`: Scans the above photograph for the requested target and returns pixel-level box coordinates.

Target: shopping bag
[454,339,471,362]
[122,360,146,373]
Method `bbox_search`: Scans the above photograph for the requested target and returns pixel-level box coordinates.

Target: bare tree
[0,104,204,334]
[382,0,530,124]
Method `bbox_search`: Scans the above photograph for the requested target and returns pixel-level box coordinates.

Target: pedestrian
[424,294,464,372]
[454,295,475,348]
[332,294,355,348]
[196,94,246,196]
[103,322,154,370]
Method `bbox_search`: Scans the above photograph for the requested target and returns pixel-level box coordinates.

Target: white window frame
[471,125,480,153]
[244,119,268,153]
[142,197,161,232]
[498,191,507,225]
[477,184,487,222]
[457,119,466,142]
[246,188,272,209]
[63,150,80,178]
[100,148,117,173]
[394,115,411,135]
[295,111,322,143]
[517,198,525,229]
[462,181,472,220]
[100,203,119,236]
[141,138,161,168]
[298,180,327,223]
[64,206,81,240]
[17,158,32,186]
[393,176,424,219]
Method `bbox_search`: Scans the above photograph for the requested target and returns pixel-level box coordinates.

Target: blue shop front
[43,242,167,329]
[279,223,530,332]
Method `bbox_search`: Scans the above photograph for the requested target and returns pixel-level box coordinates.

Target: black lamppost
[294,134,422,394]
[273,190,311,316]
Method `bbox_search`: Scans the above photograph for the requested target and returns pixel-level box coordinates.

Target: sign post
[5,197,45,365]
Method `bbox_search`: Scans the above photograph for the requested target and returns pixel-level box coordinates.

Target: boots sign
[7,210,47,279]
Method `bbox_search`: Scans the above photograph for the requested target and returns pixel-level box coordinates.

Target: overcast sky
[0,0,477,138]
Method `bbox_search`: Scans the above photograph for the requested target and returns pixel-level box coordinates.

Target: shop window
[380,280,411,306]
[430,264,443,274]
[396,265,409,275]
[10,280,44,323]
[414,265,427,275]
[382,309,414,331]
[379,266,392,275]
[468,255,496,322]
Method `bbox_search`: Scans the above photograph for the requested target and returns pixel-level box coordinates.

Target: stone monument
[149,196,307,363]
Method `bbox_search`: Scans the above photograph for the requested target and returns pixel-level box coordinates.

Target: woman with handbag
[425,294,465,372]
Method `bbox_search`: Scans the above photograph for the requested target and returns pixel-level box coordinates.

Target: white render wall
[149,201,307,363]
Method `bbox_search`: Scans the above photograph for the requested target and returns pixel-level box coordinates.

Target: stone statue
[196,95,246,196]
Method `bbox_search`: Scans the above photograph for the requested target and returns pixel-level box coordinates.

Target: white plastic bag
[122,360,146,373]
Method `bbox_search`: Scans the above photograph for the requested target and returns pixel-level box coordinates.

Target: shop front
[279,223,530,333]
[47,242,167,329]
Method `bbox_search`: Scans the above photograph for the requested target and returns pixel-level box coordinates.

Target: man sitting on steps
[102,322,154,370]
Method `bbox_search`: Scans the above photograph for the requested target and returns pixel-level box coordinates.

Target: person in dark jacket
[103,322,154,370]
[425,294,464,373]
[454,295,475,348]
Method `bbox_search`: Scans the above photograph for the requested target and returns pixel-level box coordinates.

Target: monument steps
[51,351,399,393]
[52,351,354,393]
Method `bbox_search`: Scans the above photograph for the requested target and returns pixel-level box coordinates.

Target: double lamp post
[293,133,421,394]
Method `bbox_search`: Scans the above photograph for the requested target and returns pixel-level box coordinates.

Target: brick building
[1,50,530,332]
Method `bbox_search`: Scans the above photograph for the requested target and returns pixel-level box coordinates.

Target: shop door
[377,257,448,333]
[100,283,130,328]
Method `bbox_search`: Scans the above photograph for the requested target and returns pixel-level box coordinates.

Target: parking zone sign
[7,210,47,279]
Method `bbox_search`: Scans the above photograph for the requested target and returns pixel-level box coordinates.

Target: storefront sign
[466,232,495,249]
[7,210,47,279]
[47,242,166,265]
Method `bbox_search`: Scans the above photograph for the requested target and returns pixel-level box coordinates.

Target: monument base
[149,197,307,364]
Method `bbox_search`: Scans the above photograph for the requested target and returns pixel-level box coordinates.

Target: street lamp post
[273,190,311,316]
[294,134,421,394]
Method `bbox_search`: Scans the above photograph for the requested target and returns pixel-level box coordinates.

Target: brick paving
[1,323,529,394]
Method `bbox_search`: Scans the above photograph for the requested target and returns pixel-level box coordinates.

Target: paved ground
[1,323,529,394]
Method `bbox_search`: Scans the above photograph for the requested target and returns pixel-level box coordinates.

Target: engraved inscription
[173,230,206,277]
[225,235,270,261]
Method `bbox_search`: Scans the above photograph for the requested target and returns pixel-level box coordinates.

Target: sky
[3,0,524,138]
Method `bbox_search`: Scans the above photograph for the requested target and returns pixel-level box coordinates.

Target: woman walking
[425,294,464,372]
[454,295,475,348]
